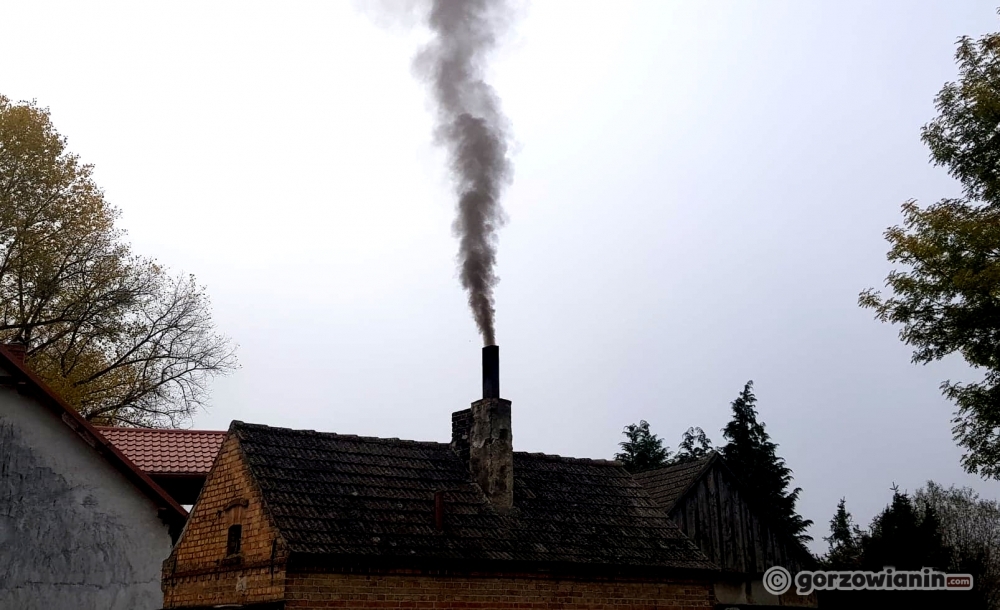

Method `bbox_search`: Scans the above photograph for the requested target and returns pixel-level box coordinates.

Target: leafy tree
[720,380,813,541]
[0,95,237,426]
[673,426,713,464]
[916,481,1000,609]
[823,498,862,569]
[615,420,670,473]
[859,23,1000,478]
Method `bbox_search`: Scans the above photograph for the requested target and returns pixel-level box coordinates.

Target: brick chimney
[451,345,513,511]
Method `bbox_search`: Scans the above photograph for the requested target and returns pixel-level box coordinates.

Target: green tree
[859,23,1000,478]
[720,381,813,541]
[821,485,976,610]
[823,498,862,569]
[861,486,949,572]
[0,95,237,426]
[673,426,713,464]
[615,420,670,473]
[915,481,1000,609]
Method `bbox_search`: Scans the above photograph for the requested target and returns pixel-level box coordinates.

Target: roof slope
[97,427,225,475]
[0,345,187,530]
[233,421,714,571]
[633,455,715,512]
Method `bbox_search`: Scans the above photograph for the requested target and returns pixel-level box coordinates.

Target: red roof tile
[97,427,226,475]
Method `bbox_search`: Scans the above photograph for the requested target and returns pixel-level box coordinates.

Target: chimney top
[482,345,499,399]
[453,345,513,511]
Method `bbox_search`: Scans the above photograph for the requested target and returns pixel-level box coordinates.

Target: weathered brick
[161,435,286,607]
[275,572,712,610]
[161,434,715,610]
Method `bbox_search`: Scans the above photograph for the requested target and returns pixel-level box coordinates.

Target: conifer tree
[615,420,670,473]
[824,498,862,568]
[720,381,813,541]
[822,486,970,609]
[861,485,950,571]
[673,427,714,464]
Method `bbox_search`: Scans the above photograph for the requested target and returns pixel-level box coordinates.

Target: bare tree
[0,95,237,426]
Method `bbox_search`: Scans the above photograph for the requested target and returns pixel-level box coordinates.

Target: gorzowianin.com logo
[763,565,974,596]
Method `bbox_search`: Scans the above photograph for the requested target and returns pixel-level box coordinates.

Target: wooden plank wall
[669,464,811,576]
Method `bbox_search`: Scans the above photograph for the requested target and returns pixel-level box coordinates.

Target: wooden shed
[636,452,818,608]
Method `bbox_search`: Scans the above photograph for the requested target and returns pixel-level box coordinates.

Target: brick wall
[160,433,717,610]
[284,570,714,609]
[450,408,472,461]
[162,434,287,608]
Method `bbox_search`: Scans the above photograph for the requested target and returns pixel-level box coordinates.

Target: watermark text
[762,566,974,596]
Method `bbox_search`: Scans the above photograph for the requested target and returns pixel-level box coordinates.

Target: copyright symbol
[763,566,791,595]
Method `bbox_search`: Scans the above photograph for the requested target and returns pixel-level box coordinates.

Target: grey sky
[4,0,1000,552]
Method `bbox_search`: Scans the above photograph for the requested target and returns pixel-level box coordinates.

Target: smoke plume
[414,0,515,346]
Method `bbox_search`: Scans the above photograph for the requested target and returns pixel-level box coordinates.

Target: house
[161,355,722,609]
[635,453,818,608]
[0,344,188,610]
[97,426,226,505]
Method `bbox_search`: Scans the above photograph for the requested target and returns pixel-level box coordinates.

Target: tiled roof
[633,454,716,513]
[97,427,226,475]
[233,422,715,572]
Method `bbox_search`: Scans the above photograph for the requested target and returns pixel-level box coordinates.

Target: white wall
[0,368,174,610]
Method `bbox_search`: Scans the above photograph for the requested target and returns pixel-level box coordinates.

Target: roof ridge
[235,423,624,465]
[233,421,450,448]
[634,453,715,478]
[96,426,226,435]
[515,450,621,466]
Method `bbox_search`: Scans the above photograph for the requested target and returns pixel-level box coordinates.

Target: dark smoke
[414,0,514,346]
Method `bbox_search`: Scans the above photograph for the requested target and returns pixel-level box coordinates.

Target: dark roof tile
[633,455,715,512]
[233,422,713,571]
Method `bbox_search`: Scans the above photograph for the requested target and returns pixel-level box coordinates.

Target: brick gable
[162,433,287,608]
[162,421,719,609]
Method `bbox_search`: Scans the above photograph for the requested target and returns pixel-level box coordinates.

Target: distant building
[636,453,818,607]
[161,397,720,609]
[0,345,187,610]
[97,427,226,505]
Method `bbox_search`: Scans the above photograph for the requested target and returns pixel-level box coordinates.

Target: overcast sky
[4,0,1000,552]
